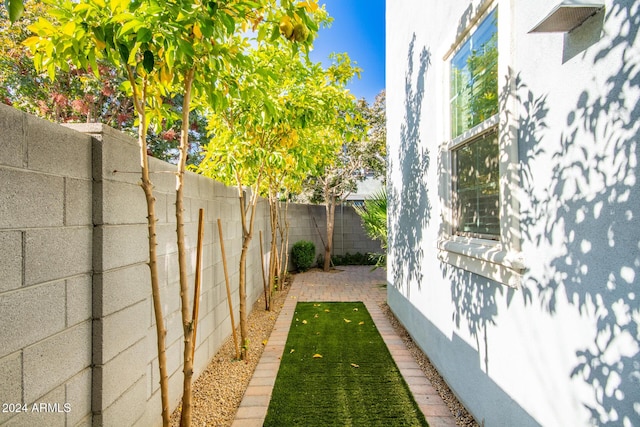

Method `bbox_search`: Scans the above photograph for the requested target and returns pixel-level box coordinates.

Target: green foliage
[354,188,387,268]
[359,90,386,180]
[6,0,24,22]
[316,252,378,267]
[298,90,376,204]
[355,188,387,248]
[1,1,131,123]
[291,240,316,271]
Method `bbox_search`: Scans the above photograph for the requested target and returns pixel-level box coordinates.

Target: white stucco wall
[386,1,639,426]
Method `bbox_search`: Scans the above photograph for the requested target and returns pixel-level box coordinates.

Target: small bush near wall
[317,252,378,267]
[291,240,316,271]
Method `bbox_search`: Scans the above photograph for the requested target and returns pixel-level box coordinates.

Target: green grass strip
[264,302,429,427]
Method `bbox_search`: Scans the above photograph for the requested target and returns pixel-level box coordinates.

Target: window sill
[437,238,525,288]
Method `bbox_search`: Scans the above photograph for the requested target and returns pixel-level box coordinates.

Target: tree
[195,18,336,354]
[360,89,386,180]
[25,1,323,425]
[299,70,372,270]
[1,1,209,166]
[26,2,179,422]
[252,44,362,306]
[1,1,133,126]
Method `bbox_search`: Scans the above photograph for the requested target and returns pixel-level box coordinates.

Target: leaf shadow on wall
[521,2,639,424]
[388,34,431,296]
[441,69,537,376]
[443,1,639,423]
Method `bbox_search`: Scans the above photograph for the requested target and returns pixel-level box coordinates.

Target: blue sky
[308,0,385,104]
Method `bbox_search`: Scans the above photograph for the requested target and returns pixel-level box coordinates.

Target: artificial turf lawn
[264,302,429,427]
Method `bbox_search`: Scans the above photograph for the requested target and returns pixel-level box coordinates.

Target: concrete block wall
[67,123,270,427]
[0,104,380,426]
[286,203,383,267]
[0,105,93,426]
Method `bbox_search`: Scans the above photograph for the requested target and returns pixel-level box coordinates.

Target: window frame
[438,0,525,288]
[452,124,500,240]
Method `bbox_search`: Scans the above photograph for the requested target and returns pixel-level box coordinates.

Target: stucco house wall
[386,1,638,426]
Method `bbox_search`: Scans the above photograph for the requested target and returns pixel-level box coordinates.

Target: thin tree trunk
[238,235,249,359]
[178,69,196,427]
[130,72,170,427]
[281,199,291,279]
[237,180,260,360]
[259,230,269,310]
[324,193,336,272]
[277,199,286,278]
[268,194,278,309]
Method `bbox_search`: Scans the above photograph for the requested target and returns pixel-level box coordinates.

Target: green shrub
[291,240,316,271]
[317,252,378,267]
[354,188,387,268]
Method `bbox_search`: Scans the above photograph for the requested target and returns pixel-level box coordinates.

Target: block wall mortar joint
[21,112,27,169]
[21,230,25,288]
[21,349,25,405]
[63,178,68,227]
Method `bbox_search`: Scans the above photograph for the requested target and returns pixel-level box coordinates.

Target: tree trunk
[178,69,195,427]
[281,200,291,279]
[238,235,249,359]
[237,182,260,360]
[131,74,170,427]
[323,193,336,272]
[268,194,279,309]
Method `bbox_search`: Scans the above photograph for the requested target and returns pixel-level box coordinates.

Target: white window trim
[438,0,525,289]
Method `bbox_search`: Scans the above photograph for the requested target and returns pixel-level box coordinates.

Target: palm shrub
[291,240,316,272]
[354,188,387,267]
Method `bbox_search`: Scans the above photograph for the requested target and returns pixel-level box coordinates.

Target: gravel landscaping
[171,274,478,427]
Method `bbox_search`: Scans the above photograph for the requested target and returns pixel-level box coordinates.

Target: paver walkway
[231,265,457,427]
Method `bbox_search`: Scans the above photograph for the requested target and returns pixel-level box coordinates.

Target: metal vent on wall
[529,1,604,33]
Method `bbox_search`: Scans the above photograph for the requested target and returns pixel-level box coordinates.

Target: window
[450,10,498,139]
[451,10,499,238]
[453,129,499,238]
[438,4,525,288]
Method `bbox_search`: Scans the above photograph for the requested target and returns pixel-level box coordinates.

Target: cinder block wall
[66,122,270,427]
[0,105,94,426]
[0,104,381,426]
[286,203,383,267]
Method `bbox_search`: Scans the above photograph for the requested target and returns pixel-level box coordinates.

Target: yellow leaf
[324,309,330,312]
[350,363,360,368]
[193,23,202,40]
[314,314,319,318]
[302,319,308,324]
[22,36,40,50]
[298,0,318,12]
[160,66,173,86]
[62,21,75,36]
[290,348,295,353]
[93,36,106,51]
[353,308,358,311]
[344,318,351,323]
[262,339,268,346]
[358,321,365,325]
[313,354,323,358]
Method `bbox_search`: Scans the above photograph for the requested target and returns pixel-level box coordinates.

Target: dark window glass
[453,128,500,238]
